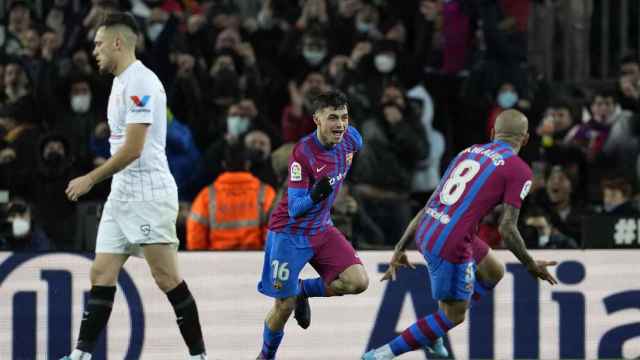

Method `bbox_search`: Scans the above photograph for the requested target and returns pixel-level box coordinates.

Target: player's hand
[310,177,333,203]
[66,174,95,202]
[381,251,415,282]
[526,260,558,285]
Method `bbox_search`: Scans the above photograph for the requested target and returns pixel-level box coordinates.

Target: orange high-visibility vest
[187,172,276,250]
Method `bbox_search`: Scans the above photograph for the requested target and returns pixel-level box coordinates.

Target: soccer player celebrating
[363,109,558,360]
[256,91,369,359]
[63,13,207,360]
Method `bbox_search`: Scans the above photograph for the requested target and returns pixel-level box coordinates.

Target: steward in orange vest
[187,144,276,250]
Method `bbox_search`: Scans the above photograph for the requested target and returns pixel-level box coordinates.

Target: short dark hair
[98,12,140,35]
[310,90,348,115]
[602,176,633,197]
[620,51,639,66]
[224,143,249,171]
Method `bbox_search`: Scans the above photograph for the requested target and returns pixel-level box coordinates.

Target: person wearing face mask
[185,102,255,201]
[30,133,80,250]
[53,75,99,170]
[280,29,331,79]
[486,82,526,138]
[1,200,52,251]
[351,83,428,246]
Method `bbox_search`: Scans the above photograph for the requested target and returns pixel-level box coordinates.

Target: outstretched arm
[394,208,426,252]
[499,204,558,285]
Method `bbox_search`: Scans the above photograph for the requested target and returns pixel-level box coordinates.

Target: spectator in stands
[486,82,530,137]
[31,133,78,250]
[600,176,639,216]
[281,71,328,142]
[601,94,638,178]
[536,99,577,148]
[187,100,259,200]
[1,0,32,57]
[0,198,51,251]
[527,165,588,246]
[617,52,640,112]
[523,208,578,249]
[244,129,278,188]
[165,108,200,201]
[352,82,427,245]
[187,143,276,250]
[52,74,100,170]
[565,90,616,162]
[1,58,31,106]
[407,84,444,206]
[0,97,40,199]
[332,182,385,249]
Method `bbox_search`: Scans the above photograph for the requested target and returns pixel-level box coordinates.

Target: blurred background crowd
[1,0,639,252]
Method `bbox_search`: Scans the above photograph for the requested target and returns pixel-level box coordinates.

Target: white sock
[373,345,395,360]
[70,349,92,360]
[189,353,207,360]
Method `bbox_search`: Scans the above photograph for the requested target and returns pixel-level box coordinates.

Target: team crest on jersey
[290,162,302,182]
[346,152,353,166]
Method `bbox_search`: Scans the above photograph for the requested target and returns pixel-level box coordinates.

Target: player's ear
[312,112,320,126]
[522,133,530,147]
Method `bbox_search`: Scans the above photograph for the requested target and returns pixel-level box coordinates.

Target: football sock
[260,322,284,359]
[76,286,116,353]
[166,281,206,356]
[300,278,326,297]
[388,309,455,356]
[471,278,496,306]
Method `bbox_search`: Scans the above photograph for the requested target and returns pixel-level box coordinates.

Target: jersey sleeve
[502,160,533,209]
[287,145,314,217]
[347,126,363,151]
[124,76,158,124]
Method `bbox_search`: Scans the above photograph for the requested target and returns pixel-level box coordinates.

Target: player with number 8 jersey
[364,110,558,360]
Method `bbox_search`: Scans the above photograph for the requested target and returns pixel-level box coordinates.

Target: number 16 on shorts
[271,260,289,289]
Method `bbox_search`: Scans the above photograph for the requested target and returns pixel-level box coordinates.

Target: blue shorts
[423,252,475,301]
[257,228,361,299]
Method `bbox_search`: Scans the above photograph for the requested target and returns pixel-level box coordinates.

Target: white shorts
[95,194,179,257]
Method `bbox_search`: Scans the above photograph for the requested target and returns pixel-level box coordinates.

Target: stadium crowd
[0,0,639,252]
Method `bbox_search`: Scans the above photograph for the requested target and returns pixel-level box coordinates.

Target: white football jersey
[106,60,177,201]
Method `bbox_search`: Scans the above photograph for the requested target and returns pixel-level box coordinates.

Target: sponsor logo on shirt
[130,95,151,113]
[290,162,302,182]
[425,207,451,224]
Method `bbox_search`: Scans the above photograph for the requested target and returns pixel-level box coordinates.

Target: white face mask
[71,94,91,113]
[227,116,250,137]
[303,49,327,66]
[12,217,30,238]
[374,54,396,73]
[356,21,372,33]
[147,23,165,42]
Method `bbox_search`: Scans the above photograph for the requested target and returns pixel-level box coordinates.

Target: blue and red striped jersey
[269,126,363,236]
[416,140,533,263]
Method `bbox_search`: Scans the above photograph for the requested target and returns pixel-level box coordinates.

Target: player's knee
[274,297,296,315]
[491,262,505,283]
[150,267,181,292]
[90,264,118,286]
[349,273,369,294]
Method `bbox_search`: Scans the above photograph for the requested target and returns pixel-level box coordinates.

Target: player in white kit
[62,12,207,360]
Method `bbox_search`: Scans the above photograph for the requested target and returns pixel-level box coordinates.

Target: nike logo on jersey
[316,165,327,173]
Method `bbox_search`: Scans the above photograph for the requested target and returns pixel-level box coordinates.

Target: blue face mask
[498,91,518,109]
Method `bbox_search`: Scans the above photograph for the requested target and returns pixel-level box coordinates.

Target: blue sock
[389,309,454,356]
[471,278,495,305]
[300,278,326,298]
[260,322,284,359]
